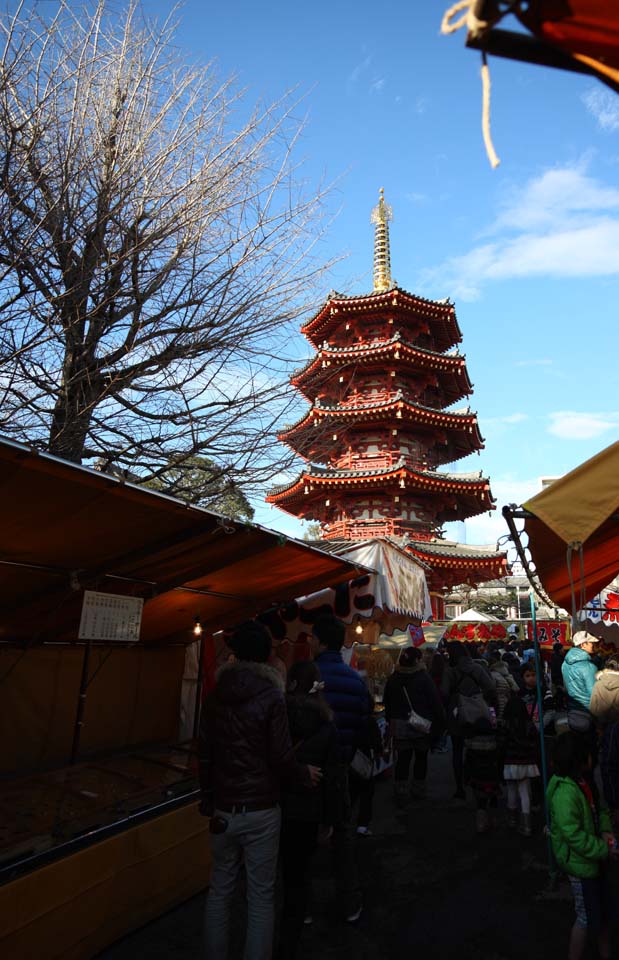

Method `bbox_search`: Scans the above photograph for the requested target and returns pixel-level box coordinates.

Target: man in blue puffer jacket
[562,630,601,711]
[313,615,369,923]
[313,616,370,762]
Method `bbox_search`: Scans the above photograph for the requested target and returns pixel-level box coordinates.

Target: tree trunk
[48,354,98,463]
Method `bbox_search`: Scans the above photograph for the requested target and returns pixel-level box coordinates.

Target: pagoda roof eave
[280,395,484,446]
[302,286,458,332]
[291,336,469,387]
[266,462,494,506]
[278,398,484,462]
[301,286,462,351]
[407,539,507,567]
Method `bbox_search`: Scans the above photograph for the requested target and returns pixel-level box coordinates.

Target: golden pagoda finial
[370,187,393,293]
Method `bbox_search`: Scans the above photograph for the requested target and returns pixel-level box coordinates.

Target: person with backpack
[446,644,498,831]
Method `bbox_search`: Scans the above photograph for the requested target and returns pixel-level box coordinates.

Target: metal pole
[192,633,206,741]
[70,641,92,764]
[530,592,556,882]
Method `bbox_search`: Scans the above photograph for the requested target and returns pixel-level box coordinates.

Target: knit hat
[572,630,600,647]
[399,646,422,668]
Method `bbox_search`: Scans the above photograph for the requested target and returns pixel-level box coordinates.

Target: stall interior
[0,436,363,958]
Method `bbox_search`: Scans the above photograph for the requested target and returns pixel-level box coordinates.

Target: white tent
[452,607,500,622]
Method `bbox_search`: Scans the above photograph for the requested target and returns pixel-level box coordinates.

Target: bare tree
[0,0,334,497]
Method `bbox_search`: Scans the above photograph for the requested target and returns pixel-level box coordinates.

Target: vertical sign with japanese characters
[526,620,570,647]
[78,591,143,642]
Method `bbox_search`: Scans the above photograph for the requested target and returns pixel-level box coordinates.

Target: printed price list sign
[79,591,144,642]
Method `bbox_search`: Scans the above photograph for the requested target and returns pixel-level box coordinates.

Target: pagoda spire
[371,187,393,293]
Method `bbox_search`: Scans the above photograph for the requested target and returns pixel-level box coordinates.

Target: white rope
[441,1,501,169]
[481,56,500,169]
[441,0,471,34]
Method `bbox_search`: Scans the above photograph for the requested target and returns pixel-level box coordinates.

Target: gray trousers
[205,805,281,960]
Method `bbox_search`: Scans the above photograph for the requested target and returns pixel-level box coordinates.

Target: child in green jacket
[547,732,617,960]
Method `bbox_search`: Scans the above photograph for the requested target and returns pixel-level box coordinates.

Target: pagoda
[267,190,507,616]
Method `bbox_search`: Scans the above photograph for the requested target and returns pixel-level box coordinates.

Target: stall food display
[0,744,199,873]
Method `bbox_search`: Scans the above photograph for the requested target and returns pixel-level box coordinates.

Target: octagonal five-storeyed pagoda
[267,190,506,617]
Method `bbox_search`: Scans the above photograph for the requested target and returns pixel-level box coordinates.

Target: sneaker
[345,904,363,923]
[356,826,373,836]
[303,915,313,926]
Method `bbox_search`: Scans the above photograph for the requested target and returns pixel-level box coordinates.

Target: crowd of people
[198,618,619,960]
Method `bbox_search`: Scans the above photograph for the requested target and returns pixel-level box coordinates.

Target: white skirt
[503,764,540,780]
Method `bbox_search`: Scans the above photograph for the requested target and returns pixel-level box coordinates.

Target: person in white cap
[562,631,601,713]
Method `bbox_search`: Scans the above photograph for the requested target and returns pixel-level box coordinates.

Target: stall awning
[464,1,619,91]
[0,437,367,644]
[522,442,619,612]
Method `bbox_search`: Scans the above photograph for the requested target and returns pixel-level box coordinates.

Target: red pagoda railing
[338,388,398,408]
[333,452,434,472]
[322,518,426,540]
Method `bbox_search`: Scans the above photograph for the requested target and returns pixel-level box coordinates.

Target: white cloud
[415,96,427,115]
[419,164,619,299]
[582,87,619,132]
[370,77,385,94]
[491,166,619,233]
[501,412,528,424]
[405,191,428,205]
[484,412,528,425]
[548,411,619,440]
[347,55,372,91]
[514,358,552,368]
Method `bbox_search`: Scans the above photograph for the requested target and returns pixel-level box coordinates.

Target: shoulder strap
[402,685,413,711]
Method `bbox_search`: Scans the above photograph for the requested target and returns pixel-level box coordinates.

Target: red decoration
[526,621,570,647]
[443,622,507,642]
[603,591,619,624]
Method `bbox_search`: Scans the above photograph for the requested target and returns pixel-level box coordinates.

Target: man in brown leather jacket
[200,620,319,960]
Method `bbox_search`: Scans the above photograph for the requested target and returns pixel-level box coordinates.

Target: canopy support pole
[192,633,206,741]
[70,640,92,764]
[530,592,557,885]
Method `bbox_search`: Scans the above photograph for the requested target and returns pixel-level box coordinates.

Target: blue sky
[151,0,619,547]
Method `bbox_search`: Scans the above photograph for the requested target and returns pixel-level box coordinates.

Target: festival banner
[443,621,508,642]
[526,621,570,647]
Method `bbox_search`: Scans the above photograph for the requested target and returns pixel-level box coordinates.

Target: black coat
[383,666,446,738]
[282,694,340,824]
[199,661,310,812]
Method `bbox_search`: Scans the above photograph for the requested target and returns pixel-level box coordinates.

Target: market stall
[0,436,363,959]
[252,538,432,665]
[502,441,619,878]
